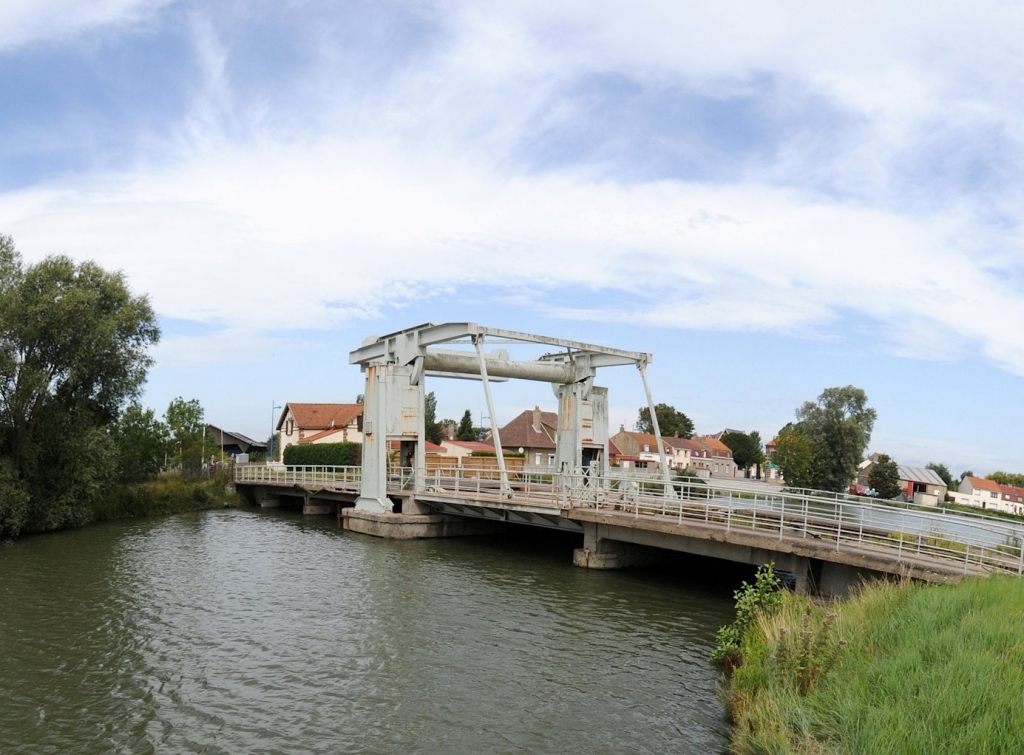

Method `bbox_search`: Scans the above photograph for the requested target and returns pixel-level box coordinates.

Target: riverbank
[89,471,240,524]
[726,575,1024,754]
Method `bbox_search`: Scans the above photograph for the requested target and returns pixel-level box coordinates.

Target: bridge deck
[235,465,1024,579]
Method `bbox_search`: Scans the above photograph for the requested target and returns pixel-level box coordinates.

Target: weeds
[712,562,783,666]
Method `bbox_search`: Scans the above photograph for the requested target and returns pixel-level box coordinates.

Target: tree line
[0,234,215,540]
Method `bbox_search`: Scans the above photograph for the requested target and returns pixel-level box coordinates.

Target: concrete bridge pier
[257,491,281,508]
[342,495,506,539]
[573,522,678,569]
[302,492,332,516]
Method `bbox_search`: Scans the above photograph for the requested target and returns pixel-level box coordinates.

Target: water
[0,509,737,754]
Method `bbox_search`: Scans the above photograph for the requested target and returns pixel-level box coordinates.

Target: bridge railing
[568,473,1024,575]
[234,464,362,487]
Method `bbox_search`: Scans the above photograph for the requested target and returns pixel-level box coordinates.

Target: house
[953,476,1024,514]
[276,403,363,458]
[440,439,496,462]
[489,406,558,468]
[692,435,738,478]
[205,425,267,458]
[857,456,947,504]
[609,429,690,471]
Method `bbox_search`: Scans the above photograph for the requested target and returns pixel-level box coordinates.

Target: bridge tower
[349,323,669,512]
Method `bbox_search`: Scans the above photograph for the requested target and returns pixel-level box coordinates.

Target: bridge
[234,463,1024,597]
[235,321,1024,597]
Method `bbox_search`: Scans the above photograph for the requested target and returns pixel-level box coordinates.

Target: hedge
[283,442,361,466]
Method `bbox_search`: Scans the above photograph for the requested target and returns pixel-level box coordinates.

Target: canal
[0,509,740,754]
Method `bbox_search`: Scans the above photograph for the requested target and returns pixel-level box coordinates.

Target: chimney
[533,405,541,432]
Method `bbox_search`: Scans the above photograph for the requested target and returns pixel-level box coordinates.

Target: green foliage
[110,402,170,483]
[794,385,877,492]
[456,409,477,441]
[0,457,30,540]
[926,462,955,489]
[721,431,765,474]
[424,391,443,444]
[712,562,783,666]
[868,453,902,499]
[988,470,1024,487]
[637,403,694,439]
[772,426,817,489]
[470,450,524,458]
[283,441,361,466]
[0,235,159,535]
[91,469,238,522]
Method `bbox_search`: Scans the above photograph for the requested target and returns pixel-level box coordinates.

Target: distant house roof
[493,406,558,450]
[963,476,1003,493]
[277,403,362,431]
[444,440,496,453]
[206,425,267,452]
[299,427,349,444]
[897,465,946,487]
[695,436,734,458]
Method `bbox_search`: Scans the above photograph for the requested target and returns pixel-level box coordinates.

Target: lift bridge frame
[348,322,673,512]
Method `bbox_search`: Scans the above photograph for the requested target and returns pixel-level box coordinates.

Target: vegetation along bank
[718,566,1024,754]
[0,234,235,541]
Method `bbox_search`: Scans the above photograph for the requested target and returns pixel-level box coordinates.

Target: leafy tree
[110,403,170,483]
[0,236,159,535]
[456,410,476,441]
[772,426,817,489]
[721,431,765,477]
[868,454,903,500]
[424,391,443,444]
[794,386,876,492]
[637,403,694,438]
[961,469,974,481]
[988,471,1024,488]
[165,397,212,474]
[926,462,955,490]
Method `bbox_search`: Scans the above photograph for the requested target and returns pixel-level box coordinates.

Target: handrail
[234,464,1024,575]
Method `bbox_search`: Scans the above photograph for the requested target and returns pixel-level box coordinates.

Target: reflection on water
[0,509,737,754]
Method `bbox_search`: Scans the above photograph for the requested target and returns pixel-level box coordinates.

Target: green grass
[91,470,239,522]
[727,576,1024,754]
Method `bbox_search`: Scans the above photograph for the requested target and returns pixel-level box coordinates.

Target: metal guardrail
[234,464,362,487]
[234,464,1024,575]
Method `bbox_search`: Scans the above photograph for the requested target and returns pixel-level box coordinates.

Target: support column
[573,522,677,569]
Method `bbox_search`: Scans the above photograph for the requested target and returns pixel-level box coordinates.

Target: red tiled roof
[965,476,1001,493]
[444,440,495,453]
[388,440,445,453]
[299,427,348,444]
[695,436,733,458]
[278,403,362,431]
[494,408,558,450]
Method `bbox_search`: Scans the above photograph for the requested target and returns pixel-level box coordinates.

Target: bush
[283,442,361,466]
[712,562,783,667]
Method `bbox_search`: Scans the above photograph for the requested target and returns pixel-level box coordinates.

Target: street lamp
[269,401,282,464]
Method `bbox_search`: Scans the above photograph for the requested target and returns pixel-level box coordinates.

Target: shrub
[283,442,361,466]
[712,562,783,667]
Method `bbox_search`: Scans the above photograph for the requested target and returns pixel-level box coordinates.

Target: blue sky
[2,1,1023,476]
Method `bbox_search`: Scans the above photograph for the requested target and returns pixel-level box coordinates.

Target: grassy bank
[727,575,1024,754]
[90,471,240,523]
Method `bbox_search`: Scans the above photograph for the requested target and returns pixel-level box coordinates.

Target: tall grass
[727,576,1024,754]
[91,470,239,523]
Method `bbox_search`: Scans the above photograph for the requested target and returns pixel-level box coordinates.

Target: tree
[926,462,955,490]
[926,462,956,501]
[794,386,876,492]
[772,426,817,489]
[110,403,170,483]
[0,236,159,535]
[868,454,902,500]
[637,404,694,438]
[165,397,212,475]
[424,391,443,444]
[988,471,1024,488]
[456,410,476,441]
[721,431,764,477]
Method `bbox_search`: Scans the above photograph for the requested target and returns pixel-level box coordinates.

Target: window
[286,419,295,435]
[991,492,999,499]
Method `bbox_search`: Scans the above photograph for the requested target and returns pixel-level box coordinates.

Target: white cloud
[0,0,172,52]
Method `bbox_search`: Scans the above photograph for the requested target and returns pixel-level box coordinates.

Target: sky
[1,1,1023,476]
